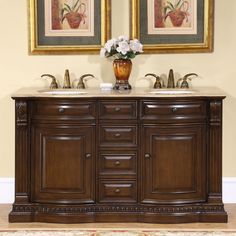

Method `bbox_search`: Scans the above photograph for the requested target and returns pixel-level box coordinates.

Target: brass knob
[115,107,121,112]
[115,188,120,193]
[114,133,121,138]
[58,108,65,113]
[115,161,120,166]
[85,153,92,159]
[145,154,151,159]
[172,107,178,113]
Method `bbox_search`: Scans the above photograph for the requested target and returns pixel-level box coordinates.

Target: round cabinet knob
[85,153,92,159]
[172,107,178,113]
[145,153,151,159]
[114,133,121,138]
[115,107,121,112]
[58,108,65,113]
[115,188,120,193]
[115,160,120,166]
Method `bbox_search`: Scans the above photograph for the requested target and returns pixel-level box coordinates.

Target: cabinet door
[31,124,95,204]
[141,124,206,204]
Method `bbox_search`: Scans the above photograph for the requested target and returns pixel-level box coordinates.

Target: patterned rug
[0,231,236,236]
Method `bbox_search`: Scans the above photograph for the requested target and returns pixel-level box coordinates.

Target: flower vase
[113,59,132,90]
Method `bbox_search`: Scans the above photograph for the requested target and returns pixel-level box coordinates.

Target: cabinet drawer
[99,180,137,203]
[141,101,206,120]
[99,151,137,175]
[32,101,95,120]
[99,101,137,119]
[99,125,137,147]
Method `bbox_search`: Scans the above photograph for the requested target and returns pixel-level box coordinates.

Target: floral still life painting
[148,0,197,35]
[45,0,94,37]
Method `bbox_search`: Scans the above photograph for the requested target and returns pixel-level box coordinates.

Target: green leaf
[72,0,80,10]
[167,1,175,10]
[164,6,173,15]
[175,0,182,9]
[64,3,72,12]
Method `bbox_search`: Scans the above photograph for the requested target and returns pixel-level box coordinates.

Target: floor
[0,204,236,231]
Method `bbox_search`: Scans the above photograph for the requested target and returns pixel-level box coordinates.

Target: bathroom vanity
[9,88,228,223]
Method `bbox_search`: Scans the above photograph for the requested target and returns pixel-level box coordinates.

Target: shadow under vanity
[9,87,228,223]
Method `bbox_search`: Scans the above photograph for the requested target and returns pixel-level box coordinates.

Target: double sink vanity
[9,87,228,223]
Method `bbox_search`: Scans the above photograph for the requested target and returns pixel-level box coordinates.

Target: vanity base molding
[10,94,228,223]
[9,203,227,223]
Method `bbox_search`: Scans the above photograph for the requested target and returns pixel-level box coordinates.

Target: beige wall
[0,0,235,177]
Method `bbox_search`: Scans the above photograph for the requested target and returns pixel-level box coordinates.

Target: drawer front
[99,125,137,147]
[99,180,137,203]
[32,101,95,119]
[141,101,206,120]
[99,101,137,119]
[99,151,137,175]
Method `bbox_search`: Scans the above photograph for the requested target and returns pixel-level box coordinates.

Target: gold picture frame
[29,0,111,55]
[130,0,214,53]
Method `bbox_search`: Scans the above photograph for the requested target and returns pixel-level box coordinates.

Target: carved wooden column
[14,100,30,204]
[208,99,224,204]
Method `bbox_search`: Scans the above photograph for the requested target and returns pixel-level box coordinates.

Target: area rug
[0,231,236,236]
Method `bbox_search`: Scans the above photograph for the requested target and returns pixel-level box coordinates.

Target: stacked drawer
[98,100,138,203]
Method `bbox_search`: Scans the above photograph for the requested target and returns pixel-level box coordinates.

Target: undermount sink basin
[38,89,88,95]
[148,89,197,95]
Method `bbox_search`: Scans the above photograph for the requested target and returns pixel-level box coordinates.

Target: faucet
[41,74,58,89]
[176,73,198,88]
[77,74,95,89]
[145,73,164,88]
[63,69,71,89]
[167,69,175,88]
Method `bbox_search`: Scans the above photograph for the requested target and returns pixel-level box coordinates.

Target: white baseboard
[0,177,236,204]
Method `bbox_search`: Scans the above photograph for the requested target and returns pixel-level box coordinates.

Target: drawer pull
[172,107,178,113]
[145,153,151,159]
[85,153,92,159]
[115,188,121,193]
[115,161,120,166]
[58,108,65,113]
[115,107,121,112]
[114,133,121,138]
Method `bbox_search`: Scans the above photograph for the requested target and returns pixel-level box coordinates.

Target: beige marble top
[11,87,226,98]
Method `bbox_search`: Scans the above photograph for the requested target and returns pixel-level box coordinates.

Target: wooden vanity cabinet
[9,96,228,223]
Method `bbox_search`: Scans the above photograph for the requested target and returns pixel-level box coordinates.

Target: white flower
[100,48,107,57]
[104,38,117,52]
[130,39,143,53]
[117,41,130,55]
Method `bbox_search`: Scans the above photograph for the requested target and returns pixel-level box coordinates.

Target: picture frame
[28,0,111,54]
[130,0,214,53]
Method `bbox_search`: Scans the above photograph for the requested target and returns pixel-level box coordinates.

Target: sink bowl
[38,89,88,95]
[148,89,197,95]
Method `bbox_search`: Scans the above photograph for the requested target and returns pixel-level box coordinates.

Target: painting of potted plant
[61,0,87,29]
[164,0,189,27]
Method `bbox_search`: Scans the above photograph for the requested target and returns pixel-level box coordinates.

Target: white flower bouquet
[100,36,143,60]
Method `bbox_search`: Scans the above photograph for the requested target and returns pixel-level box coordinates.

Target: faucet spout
[63,69,71,89]
[167,69,175,88]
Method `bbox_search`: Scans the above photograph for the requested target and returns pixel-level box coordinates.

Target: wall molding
[0,177,236,203]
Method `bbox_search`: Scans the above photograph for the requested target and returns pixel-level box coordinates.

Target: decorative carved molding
[209,101,222,125]
[12,204,225,214]
[16,101,27,126]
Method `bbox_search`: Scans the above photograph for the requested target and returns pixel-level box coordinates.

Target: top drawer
[99,101,137,119]
[141,100,206,120]
[32,101,95,120]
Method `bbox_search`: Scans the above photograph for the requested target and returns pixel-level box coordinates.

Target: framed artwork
[130,0,214,53]
[29,0,111,54]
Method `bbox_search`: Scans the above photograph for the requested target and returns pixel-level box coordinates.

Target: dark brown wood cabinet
[9,95,228,223]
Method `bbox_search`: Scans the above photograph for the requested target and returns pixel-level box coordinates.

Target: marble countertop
[11,87,226,98]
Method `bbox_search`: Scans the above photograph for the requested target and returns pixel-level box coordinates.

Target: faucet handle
[41,74,58,89]
[77,74,95,89]
[180,73,198,88]
[145,73,164,88]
